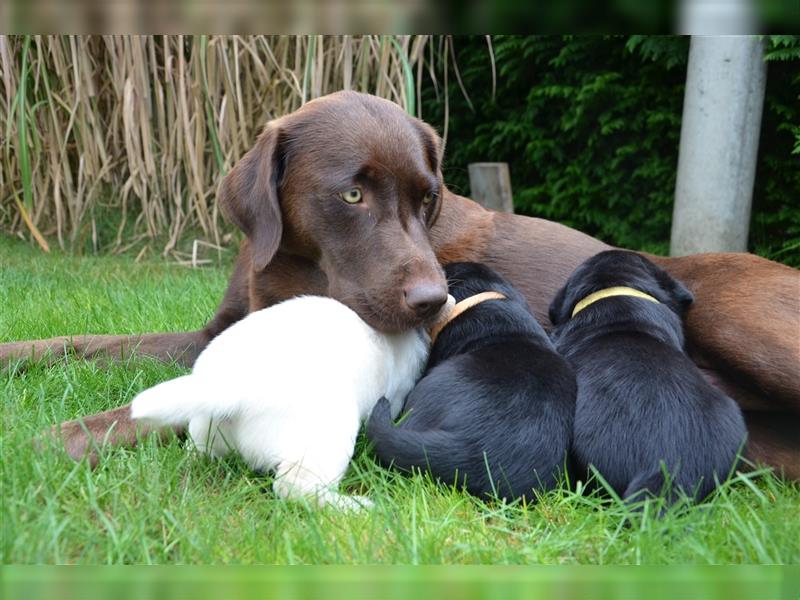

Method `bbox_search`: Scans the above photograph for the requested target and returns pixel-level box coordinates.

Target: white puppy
[131,295,454,510]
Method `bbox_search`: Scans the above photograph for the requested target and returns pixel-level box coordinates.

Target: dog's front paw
[329,494,375,512]
[35,417,100,468]
[349,495,375,511]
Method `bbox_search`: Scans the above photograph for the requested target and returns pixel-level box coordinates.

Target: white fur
[130,295,442,510]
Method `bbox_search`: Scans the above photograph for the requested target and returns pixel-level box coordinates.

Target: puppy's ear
[548,284,572,326]
[414,120,445,227]
[667,276,694,310]
[652,264,694,311]
[218,124,285,271]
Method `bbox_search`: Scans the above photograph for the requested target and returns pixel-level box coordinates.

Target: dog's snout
[404,283,448,319]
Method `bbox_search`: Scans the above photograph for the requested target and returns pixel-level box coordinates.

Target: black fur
[367,262,577,501]
[549,250,747,505]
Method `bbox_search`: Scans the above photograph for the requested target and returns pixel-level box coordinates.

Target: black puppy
[549,250,747,505]
[368,262,576,501]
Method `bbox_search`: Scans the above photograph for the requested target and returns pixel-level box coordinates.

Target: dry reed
[1,35,474,259]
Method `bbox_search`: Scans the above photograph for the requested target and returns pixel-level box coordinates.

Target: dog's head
[548,250,694,326]
[427,262,542,364]
[219,91,447,332]
[444,262,531,310]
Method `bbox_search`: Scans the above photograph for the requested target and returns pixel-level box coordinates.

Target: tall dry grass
[1,35,477,260]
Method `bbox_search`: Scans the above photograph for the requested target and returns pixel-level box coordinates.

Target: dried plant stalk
[0,35,464,257]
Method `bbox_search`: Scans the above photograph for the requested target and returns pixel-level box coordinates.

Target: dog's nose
[404,283,448,319]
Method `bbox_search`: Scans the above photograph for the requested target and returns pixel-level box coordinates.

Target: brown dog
[3,91,799,477]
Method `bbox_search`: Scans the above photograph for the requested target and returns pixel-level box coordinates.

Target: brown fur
[3,91,798,478]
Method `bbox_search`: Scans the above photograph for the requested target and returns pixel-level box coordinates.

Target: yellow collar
[571,286,659,318]
[429,291,506,345]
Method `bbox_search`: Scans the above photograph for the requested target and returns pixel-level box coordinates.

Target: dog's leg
[12,331,206,466]
[744,411,800,480]
[188,416,233,459]
[37,404,185,467]
[697,363,800,479]
[9,333,205,466]
[272,459,373,511]
[3,244,254,373]
[271,431,372,511]
[17,252,253,464]
[1,331,208,370]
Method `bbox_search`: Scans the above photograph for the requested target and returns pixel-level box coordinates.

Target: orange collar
[429,291,506,345]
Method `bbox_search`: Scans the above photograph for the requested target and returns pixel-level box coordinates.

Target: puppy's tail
[623,465,678,512]
[367,397,456,475]
[130,374,221,428]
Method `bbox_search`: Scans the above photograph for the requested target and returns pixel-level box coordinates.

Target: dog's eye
[422,192,437,205]
[340,188,363,204]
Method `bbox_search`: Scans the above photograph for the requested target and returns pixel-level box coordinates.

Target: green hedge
[422,36,800,265]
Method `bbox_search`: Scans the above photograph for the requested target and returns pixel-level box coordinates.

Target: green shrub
[423,35,800,265]
[752,36,800,266]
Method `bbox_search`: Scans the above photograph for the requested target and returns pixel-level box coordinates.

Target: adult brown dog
[3,91,799,477]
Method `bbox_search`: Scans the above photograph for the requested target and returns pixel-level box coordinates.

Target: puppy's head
[444,262,531,311]
[219,91,447,332]
[548,250,694,325]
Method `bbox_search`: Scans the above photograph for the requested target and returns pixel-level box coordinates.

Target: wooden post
[468,162,514,213]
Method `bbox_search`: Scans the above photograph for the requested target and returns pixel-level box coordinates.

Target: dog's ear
[414,120,445,227]
[218,124,285,271]
[664,275,694,311]
[414,120,443,176]
[548,284,572,326]
[651,262,694,312]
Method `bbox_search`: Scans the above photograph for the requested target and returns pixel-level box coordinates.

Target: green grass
[2,234,799,565]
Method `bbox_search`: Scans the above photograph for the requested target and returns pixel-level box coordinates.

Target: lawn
[2,234,799,565]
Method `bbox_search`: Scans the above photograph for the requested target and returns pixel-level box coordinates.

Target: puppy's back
[132,297,380,426]
[194,297,400,409]
[557,307,746,503]
[370,339,576,500]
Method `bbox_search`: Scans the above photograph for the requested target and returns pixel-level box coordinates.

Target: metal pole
[670,35,767,256]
